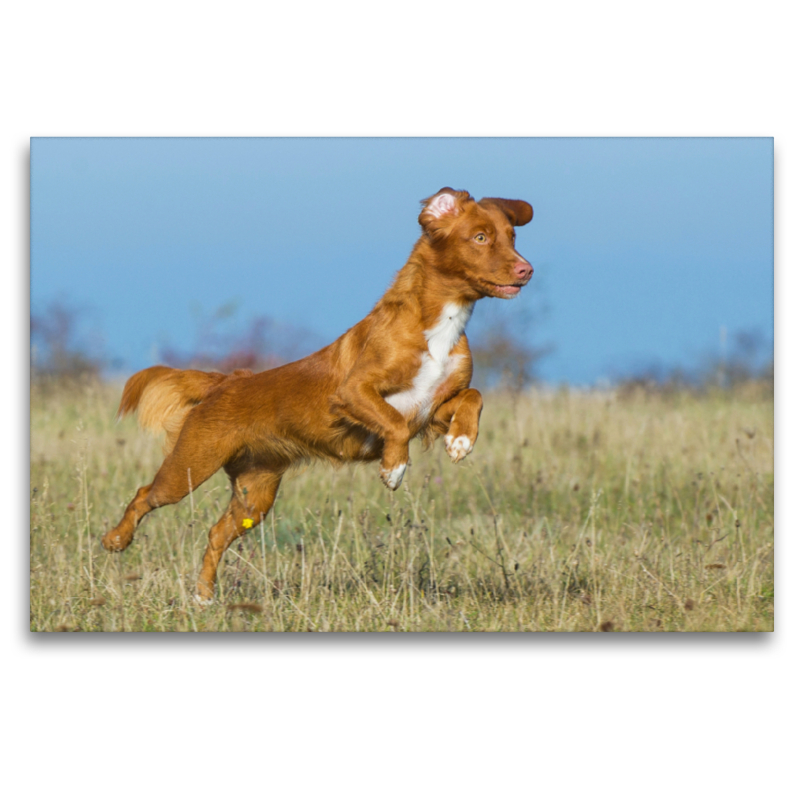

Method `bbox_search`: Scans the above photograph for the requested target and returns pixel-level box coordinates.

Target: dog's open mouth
[483,281,525,298]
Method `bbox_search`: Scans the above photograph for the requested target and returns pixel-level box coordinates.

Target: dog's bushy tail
[118,366,248,455]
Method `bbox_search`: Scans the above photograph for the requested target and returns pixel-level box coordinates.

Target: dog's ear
[480,197,534,227]
[419,188,473,230]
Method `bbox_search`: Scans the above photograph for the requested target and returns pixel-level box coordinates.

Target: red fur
[103,188,534,602]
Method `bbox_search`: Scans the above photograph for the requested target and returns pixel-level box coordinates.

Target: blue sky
[30,137,773,384]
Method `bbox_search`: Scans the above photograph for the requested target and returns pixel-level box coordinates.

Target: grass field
[29,379,774,632]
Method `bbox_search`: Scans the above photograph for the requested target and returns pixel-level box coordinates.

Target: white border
[6,2,793,797]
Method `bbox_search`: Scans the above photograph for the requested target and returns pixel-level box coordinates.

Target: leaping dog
[102,188,534,602]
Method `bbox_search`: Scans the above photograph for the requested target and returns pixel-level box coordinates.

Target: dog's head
[418,188,534,300]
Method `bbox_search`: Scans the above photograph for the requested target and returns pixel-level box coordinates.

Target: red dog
[102,188,534,602]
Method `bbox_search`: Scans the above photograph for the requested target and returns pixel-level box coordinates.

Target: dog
[102,187,534,602]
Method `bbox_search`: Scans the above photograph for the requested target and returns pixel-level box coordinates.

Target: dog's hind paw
[101,531,130,552]
[193,593,214,607]
[445,434,473,463]
[380,463,407,490]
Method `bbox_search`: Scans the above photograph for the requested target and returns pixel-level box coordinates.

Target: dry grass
[30,379,773,632]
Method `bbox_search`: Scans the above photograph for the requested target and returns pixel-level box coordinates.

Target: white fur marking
[193,594,214,607]
[386,302,474,421]
[425,192,458,219]
[381,463,407,490]
[445,434,473,463]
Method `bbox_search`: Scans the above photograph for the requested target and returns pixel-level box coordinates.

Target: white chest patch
[386,302,474,420]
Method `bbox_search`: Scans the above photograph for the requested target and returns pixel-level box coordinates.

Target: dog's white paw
[193,593,214,607]
[380,463,407,490]
[445,434,473,463]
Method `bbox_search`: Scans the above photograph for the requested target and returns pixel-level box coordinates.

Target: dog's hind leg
[102,418,235,553]
[195,469,284,604]
[102,482,155,552]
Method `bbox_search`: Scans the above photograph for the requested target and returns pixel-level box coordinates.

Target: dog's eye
[474,233,487,243]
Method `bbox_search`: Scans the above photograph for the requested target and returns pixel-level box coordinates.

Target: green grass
[30,379,774,631]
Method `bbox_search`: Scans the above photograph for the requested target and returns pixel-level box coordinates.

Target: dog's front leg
[432,388,484,463]
[333,382,411,490]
